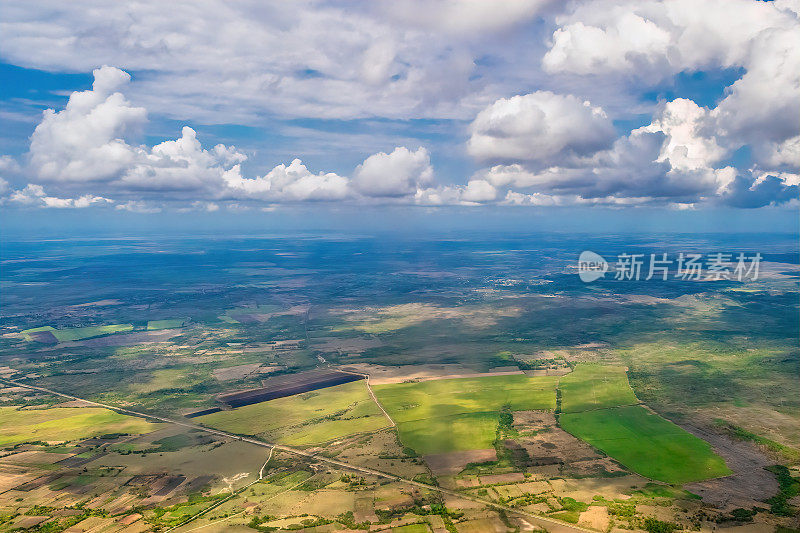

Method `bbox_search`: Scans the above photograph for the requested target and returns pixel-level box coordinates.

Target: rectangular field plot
[396,412,499,455]
[0,406,160,447]
[20,326,57,342]
[218,369,362,408]
[198,381,390,446]
[51,324,134,342]
[559,405,731,483]
[559,363,639,413]
[373,374,558,424]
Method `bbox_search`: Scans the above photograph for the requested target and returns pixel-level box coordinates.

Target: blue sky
[0,0,797,229]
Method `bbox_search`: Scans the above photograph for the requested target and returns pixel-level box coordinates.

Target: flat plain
[197,380,390,445]
[0,406,160,447]
[560,405,732,483]
[0,232,796,532]
[373,374,558,423]
[558,363,639,413]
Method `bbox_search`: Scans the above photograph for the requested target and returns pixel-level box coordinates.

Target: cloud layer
[0,0,797,210]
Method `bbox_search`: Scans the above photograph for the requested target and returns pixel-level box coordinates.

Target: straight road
[338,369,396,427]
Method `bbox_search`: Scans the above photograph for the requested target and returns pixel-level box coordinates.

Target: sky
[0,0,798,233]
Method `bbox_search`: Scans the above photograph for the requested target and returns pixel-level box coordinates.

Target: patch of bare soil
[579,505,610,530]
[682,423,779,511]
[425,449,498,476]
[512,411,628,478]
[53,399,95,408]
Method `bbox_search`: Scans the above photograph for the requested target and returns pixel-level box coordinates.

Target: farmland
[373,374,557,455]
[396,412,500,455]
[53,324,134,342]
[558,362,730,483]
[373,374,558,423]
[218,368,363,407]
[560,405,732,483]
[20,326,57,341]
[146,318,186,330]
[0,406,160,447]
[558,363,639,413]
[20,323,134,343]
[198,380,390,445]
[0,232,797,532]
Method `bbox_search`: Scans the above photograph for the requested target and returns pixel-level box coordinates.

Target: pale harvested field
[548,475,644,501]
[578,505,609,530]
[257,489,355,518]
[334,302,522,333]
[339,362,522,385]
[424,449,497,475]
[322,429,429,479]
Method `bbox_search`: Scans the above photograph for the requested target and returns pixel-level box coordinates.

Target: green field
[198,381,390,446]
[560,405,731,483]
[559,363,639,413]
[51,324,134,342]
[396,412,500,455]
[0,406,160,447]
[373,374,558,423]
[373,374,557,455]
[20,326,56,341]
[147,319,186,330]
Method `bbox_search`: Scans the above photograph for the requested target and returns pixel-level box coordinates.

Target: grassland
[147,319,186,330]
[560,406,731,483]
[373,374,558,423]
[51,324,133,342]
[619,340,800,448]
[128,367,211,394]
[0,406,160,447]
[374,375,557,455]
[198,381,389,446]
[558,363,639,413]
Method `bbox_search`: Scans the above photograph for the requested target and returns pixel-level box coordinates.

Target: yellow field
[0,406,160,447]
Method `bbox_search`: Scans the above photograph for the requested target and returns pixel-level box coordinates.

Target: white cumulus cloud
[467,91,616,166]
[353,147,434,198]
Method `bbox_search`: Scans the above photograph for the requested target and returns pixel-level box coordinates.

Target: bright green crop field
[373,374,557,455]
[395,412,500,455]
[51,324,133,342]
[560,405,731,483]
[558,363,639,413]
[373,374,558,424]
